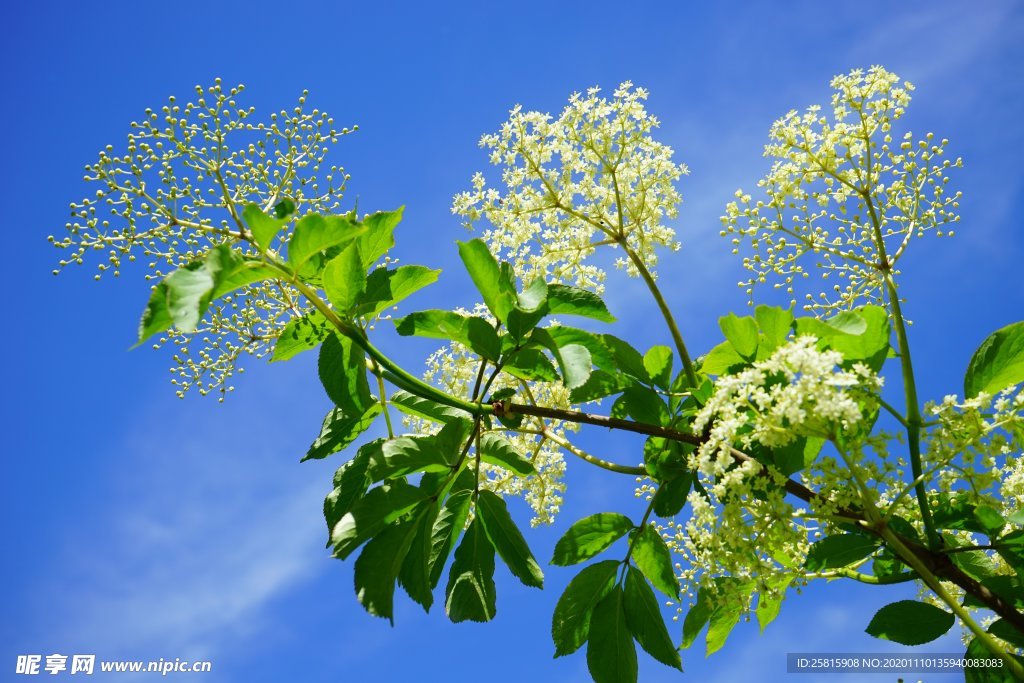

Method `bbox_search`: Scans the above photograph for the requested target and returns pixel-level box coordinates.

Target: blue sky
[3,1,1023,681]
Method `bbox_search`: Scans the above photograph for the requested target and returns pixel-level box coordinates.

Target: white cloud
[38,373,336,673]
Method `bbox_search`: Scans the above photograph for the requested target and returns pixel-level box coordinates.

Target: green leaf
[429,489,473,589]
[652,474,692,518]
[932,493,991,534]
[388,389,470,424]
[478,433,536,475]
[164,264,217,333]
[865,600,954,645]
[445,517,497,623]
[359,207,404,270]
[601,335,650,383]
[643,346,673,390]
[719,313,759,359]
[975,506,1006,537]
[765,436,825,477]
[623,566,682,671]
[643,438,689,482]
[569,370,633,403]
[394,310,501,361]
[632,524,679,599]
[136,282,172,346]
[135,246,278,343]
[476,490,544,588]
[700,341,746,375]
[457,239,517,322]
[546,284,615,323]
[949,541,1000,582]
[587,587,638,683]
[551,344,593,390]
[318,333,372,415]
[272,198,296,218]
[795,306,890,371]
[331,482,426,559]
[872,547,907,580]
[997,530,1024,575]
[622,386,670,426]
[322,243,366,313]
[287,213,365,273]
[988,619,1024,648]
[354,515,420,623]
[503,348,560,382]
[552,513,633,566]
[323,446,372,545]
[804,534,879,572]
[681,588,711,649]
[398,503,439,611]
[505,278,548,339]
[679,589,712,651]
[357,265,440,317]
[965,321,1024,398]
[706,597,743,656]
[304,403,382,461]
[529,328,593,389]
[242,203,289,252]
[965,636,1024,683]
[546,326,617,371]
[552,560,620,657]
[755,576,792,632]
[208,259,279,300]
[754,305,793,351]
[827,311,869,335]
[272,310,330,362]
[366,436,451,481]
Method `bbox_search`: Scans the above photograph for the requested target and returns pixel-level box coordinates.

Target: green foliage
[552,513,633,566]
[804,534,879,572]
[305,404,382,461]
[965,321,1024,398]
[137,245,278,343]
[630,524,679,599]
[458,238,517,323]
[623,566,682,671]
[242,203,291,252]
[445,517,498,623]
[272,310,330,361]
[551,560,619,657]
[318,333,372,414]
[719,313,759,359]
[287,213,366,274]
[545,284,616,323]
[865,600,954,645]
[322,243,366,313]
[586,587,636,683]
[477,490,544,588]
[395,310,501,361]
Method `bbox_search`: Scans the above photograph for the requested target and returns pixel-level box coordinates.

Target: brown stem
[492,399,1024,632]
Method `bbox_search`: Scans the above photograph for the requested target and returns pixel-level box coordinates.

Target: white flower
[692,336,882,475]
[721,66,962,314]
[453,82,687,293]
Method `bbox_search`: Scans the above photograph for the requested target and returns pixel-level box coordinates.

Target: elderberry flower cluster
[51,80,354,399]
[452,82,686,293]
[721,66,963,315]
[415,310,576,525]
[923,386,1024,515]
[692,336,882,475]
[659,337,886,609]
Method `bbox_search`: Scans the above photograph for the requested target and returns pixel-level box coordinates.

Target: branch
[495,400,819,502]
